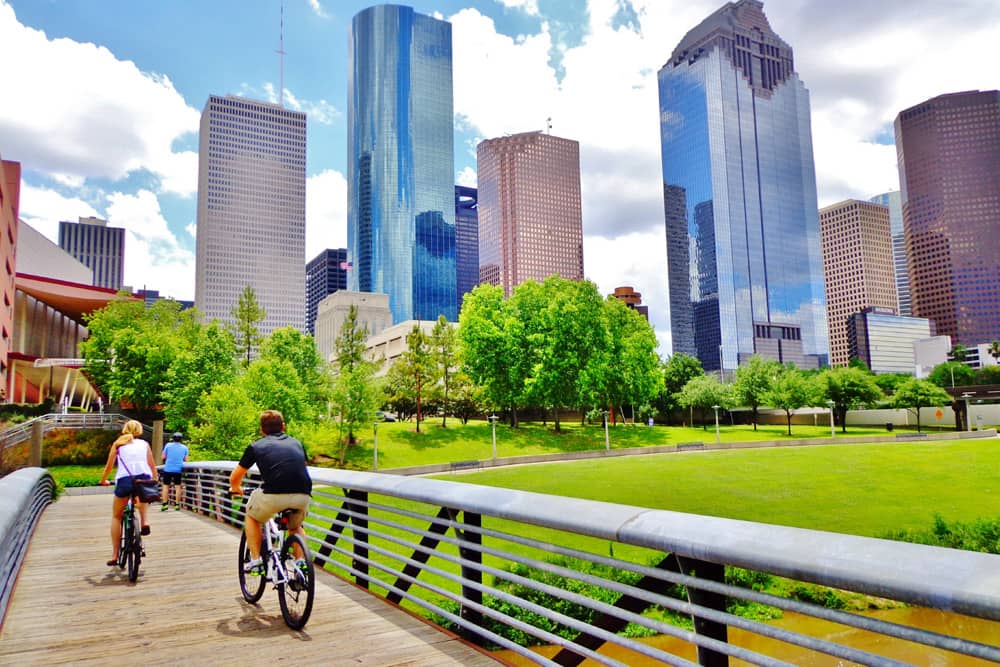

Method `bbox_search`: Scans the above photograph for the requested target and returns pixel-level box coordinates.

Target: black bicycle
[236,505,315,630]
[116,493,143,582]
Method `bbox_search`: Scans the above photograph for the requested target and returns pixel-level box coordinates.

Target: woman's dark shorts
[114,474,152,499]
[161,471,183,485]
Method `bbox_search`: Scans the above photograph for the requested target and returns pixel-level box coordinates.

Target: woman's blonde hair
[112,420,144,447]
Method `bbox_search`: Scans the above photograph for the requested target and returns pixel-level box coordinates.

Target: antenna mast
[277,0,286,107]
[546,117,552,134]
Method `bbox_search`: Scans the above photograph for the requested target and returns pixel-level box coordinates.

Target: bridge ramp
[0,493,501,666]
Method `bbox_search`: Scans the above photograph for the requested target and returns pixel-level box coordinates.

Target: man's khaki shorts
[245,488,310,529]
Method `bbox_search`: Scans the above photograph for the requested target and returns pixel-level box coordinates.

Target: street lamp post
[826,400,835,438]
[961,392,973,432]
[712,405,720,443]
[603,410,610,451]
[718,344,724,381]
[489,414,499,461]
[372,421,379,472]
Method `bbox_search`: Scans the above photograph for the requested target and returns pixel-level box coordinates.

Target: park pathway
[0,493,501,666]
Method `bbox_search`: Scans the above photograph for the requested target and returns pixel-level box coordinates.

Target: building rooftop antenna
[546,116,552,134]
[277,0,286,107]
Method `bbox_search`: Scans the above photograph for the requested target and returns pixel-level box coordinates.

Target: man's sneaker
[295,558,309,573]
[243,557,263,574]
[174,505,181,511]
[160,503,169,512]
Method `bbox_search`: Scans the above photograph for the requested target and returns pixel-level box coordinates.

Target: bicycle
[116,492,144,582]
[234,499,315,630]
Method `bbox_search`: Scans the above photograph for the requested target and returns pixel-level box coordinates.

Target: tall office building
[58,217,124,290]
[658,0,828,371]
[306,248,348,335]
[195,95,307,337]
[818,200,898,367]
[348,5,456,324]
[455,186,479,312]
[0,156,20,394]
[869,191,910,316]
[477,131,584,296]
[895,90,1000,346]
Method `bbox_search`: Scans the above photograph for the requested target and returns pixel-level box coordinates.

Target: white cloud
[456,166,477,188]
[306,0,328,19]
[306,169,348,260]
[495,0,540,16]
[259,82,340,125]
[17,182,101,242]
[0,2,199,195]
[105,190,195,300]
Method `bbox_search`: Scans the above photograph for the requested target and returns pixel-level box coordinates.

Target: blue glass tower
[348,5,457,324]
[658,0,828,371]
[454,185,478,312]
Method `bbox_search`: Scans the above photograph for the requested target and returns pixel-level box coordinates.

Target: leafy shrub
[882,514,1000,554]
[42,429,115,466]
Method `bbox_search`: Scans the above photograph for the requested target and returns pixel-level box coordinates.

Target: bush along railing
[0,467,56,624]
[181,462,1000,666]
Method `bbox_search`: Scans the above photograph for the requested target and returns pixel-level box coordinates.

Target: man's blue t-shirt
[163,441,189,473]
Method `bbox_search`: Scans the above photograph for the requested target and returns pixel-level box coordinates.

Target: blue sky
[1,0,998,350]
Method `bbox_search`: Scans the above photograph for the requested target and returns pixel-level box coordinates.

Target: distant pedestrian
[161,432,188,511]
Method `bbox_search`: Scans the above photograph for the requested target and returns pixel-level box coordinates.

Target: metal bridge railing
[0,468,56,625]
[180,462,1000,666]
[0,413,142,455]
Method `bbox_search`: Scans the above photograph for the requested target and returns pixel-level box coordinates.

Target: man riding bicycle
[229,410,312,572]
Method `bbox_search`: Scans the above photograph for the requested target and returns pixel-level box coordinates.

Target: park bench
[676,442,704,451]
[449,459,481,472]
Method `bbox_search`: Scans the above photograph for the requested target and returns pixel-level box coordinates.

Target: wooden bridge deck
[0,493,502,666]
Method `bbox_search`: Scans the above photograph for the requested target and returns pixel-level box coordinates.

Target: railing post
[458,511,484,644]
[676,556,729,667]
[151,420,164,464]
[29,421,43,467]
[347,490,369,588]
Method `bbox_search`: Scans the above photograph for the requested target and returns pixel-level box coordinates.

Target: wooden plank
[0,494,502,666]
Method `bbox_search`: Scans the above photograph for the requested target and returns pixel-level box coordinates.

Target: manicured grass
[438,438,1000,537]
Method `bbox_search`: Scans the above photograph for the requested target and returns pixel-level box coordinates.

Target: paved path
[0,494,501,666]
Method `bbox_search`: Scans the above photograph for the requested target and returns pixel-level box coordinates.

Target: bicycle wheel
[117,509,131,570]
[277,534,314,630]
[238,531,266,602]
[128,533,141,582]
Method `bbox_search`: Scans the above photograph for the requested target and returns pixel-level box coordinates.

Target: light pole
[718,344,724,381]
[488,414,499,461]
[826,400,835,438]
[372,421,379,472]
[961,392,973,431]
[712,404,720,443]
[603,410,610,451]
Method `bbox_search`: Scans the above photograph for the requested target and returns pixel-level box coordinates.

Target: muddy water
[494,608,1000,665]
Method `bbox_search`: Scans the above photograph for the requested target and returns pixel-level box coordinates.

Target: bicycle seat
[276,508,297,527]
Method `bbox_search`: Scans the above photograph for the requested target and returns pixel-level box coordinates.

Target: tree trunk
[752,406,758,431]
[554,407,561,433]
[416,374,422,433]
[786,409,792,436]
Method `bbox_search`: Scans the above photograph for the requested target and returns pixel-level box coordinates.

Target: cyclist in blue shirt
[160,432,188,511]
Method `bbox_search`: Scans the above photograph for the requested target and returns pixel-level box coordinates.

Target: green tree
[677,375,731,429]
[330,305,377,448]
[766,365,817,436]
[401,324,432,433]
[989,341,1000,364]
[892,378,954,432]
[655,353,704,424]
[591,297,662,425]
[189,383,259,459]
[162,322,238,433]
[334,305,368,373]
[430,315,457,427]
[872,373,910,398]
[928,361,974,389]
[449,370,485,424]
[528,277,606,432]
[733,355,781,431]
[239,358,310,424]
[817,366,883,433]
[230,285,266,367]
[80,298,195,420]
[260,326,330,408]
[383,358,417,421]
[949,344,969,364]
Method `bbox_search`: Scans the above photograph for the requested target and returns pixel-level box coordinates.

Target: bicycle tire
[117,507,132,570]
[238,531,266,603]
[128,534,141,582]
[277,534,314,630]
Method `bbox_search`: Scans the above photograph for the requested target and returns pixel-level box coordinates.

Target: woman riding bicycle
[98,420,158,566]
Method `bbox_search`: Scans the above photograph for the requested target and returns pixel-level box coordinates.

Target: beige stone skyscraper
[477,131,583,295]
[819,199,898,367]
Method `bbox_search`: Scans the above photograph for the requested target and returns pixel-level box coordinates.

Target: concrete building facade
[315,290,391,363]
[847,308,932,374]
[58,217,124,290]
[477,131,583,296]
[819,199,898,367]
[195,95,307,338]
[0,157,20,395]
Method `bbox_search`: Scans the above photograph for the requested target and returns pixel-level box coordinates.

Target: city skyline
[0,0,997,350]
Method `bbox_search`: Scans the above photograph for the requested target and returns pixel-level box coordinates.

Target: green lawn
[436,438,1000,537]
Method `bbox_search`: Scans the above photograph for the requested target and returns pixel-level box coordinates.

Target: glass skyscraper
[658,0,828,371]
[869,191,910,316]
[348,5,456,324]
[454,185,479,313]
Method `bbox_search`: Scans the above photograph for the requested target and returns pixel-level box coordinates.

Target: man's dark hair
[260,410,284,435]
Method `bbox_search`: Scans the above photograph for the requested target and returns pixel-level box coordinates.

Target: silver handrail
[0,468,56,624]
[179,462,1000,665]
[0,414,144,454]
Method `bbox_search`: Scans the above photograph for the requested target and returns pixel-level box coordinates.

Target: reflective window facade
[658,0,827,371]
[348,5,456,324]
[195,95,307,337]
[869,191,910,316]
[455,186,479,312]
[58,217,124,290]
[305,248,348,335]
[848,310,932,375]
[895,90,1000,346]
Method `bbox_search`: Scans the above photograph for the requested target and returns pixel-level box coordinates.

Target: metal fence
[181,462,1000,665]
[0,413,144,461]
[0,468,56,625]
